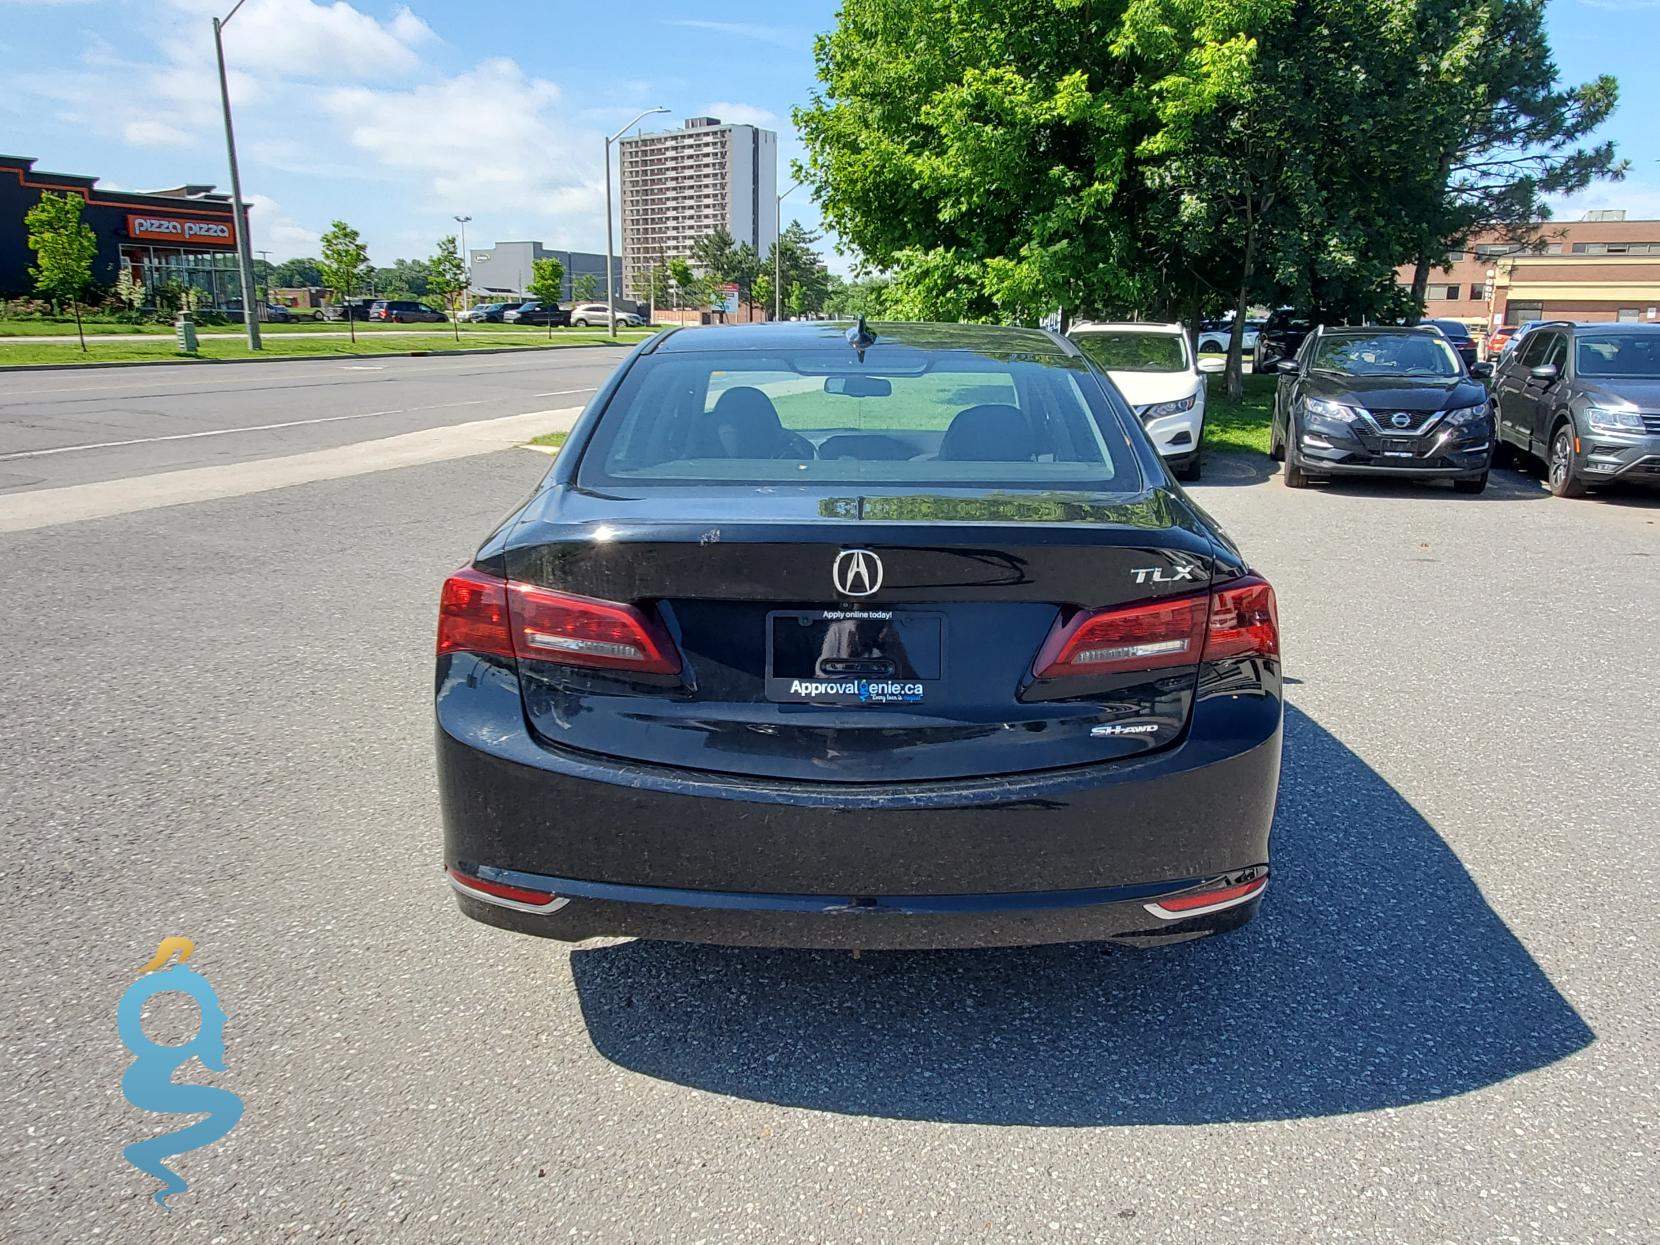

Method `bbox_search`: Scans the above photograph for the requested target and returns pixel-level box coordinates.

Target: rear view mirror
[825,376,892,398]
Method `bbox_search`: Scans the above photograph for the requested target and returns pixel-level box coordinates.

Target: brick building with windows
[1398,211,1660,328]
[617,116,778,300]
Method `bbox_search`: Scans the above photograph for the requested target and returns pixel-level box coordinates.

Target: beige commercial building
[618,116,778,298]
[1398,211,1660,328]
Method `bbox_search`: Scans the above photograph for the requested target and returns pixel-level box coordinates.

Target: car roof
[1559,320,1660,334]
[1069,321,1184,336]
[645,320,1078,357]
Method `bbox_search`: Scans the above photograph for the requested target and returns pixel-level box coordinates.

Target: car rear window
[1072,332,1188,373]
[576,344,1141,490]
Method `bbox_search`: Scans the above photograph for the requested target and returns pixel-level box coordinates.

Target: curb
[0,337,649,374]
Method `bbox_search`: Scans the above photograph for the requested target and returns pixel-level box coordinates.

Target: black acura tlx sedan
[436,320,1283,951]
[1270,325,1496,491]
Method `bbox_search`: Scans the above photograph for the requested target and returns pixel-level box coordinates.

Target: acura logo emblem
[1390,412,1412,429]
[832,549,883,597]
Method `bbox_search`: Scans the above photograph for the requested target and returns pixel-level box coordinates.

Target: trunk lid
[502,485,1216,783]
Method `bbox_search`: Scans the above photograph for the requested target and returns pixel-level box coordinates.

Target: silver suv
[569,303,642,328]
[1490,322,1660,497]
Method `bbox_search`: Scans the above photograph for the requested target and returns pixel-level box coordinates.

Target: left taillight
[438,567,513,659]
[437,566,681,676]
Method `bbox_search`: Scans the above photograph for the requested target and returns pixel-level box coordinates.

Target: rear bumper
[449,867,1268,950]
[436,654,1282,948]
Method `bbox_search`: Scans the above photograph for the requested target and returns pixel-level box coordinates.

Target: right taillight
[1032,574,1279,679]
[437,566,681,676]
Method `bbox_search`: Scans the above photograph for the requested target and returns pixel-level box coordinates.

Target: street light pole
[774,180,801,322]
[606,107,668,340]
[213,0,260,350]
[453,215,472,307]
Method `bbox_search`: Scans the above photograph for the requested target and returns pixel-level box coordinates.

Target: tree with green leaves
[824,273,891,319]
[765,222,831,319]
[690,228,763,313]
[667,257,701,313]
[572,272,600,302]
[318,220,372,342]
[25,191,99,351]
[271,257,324,288]
[526,256,565,338]
[1398,0,1623,313]
[631,262,671,316]
[428,235,467,342]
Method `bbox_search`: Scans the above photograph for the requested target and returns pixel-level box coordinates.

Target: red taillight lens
[507,581,681,675]
[1203,576,1279,661]
[437,568,680,675]
[1033,595,1208,678]
[438,567,513,659]
[1143,874,1267,920]
[1032,574,1279,679]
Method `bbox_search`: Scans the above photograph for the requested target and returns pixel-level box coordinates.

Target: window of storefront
[119,247,243,308]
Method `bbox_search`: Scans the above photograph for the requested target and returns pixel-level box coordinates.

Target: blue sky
[0,0,1654,271]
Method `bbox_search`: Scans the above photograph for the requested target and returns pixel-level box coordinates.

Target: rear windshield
[1576,332,1660,378]
[1073,332,1188,373]
[577,344,1141,490]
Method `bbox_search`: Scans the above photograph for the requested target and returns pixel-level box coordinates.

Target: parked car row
[1265,320,1660,498]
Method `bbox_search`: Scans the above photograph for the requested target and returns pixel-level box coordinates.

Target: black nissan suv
[1269,325,1495,492]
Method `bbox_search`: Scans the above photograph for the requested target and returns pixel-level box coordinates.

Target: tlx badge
[1130,565,1201,585]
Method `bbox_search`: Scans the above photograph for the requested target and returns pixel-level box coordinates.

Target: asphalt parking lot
[1,357,1656,1242]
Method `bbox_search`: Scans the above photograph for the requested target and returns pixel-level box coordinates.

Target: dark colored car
[436,321,1283,951]
[322,300,373,322]
[459,301,524,323]
[1252,309,1313,373]
[1425,319,1479,369]
[503,300,571,327]
[370,299,446,324]
[1490,322,1660,497]
[1269,325,1495,492]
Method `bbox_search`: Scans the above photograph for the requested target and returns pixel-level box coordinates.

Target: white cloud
[318,58,607,234]
[1550,178,1660,223]
[158,0,434,80]
[662,19,801,49]
[122,120,196,148]
[699,101,780,129]
[244,193,322,258]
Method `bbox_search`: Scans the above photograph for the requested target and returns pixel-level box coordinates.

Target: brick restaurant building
[1,154,242,305]
[1398,210,1660,329]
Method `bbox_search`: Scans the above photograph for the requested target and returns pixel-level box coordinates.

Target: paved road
[0,348,630,493]
[0,366,1656,1242]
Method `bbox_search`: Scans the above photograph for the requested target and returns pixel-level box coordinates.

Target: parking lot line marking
[533,387,597,398]
[0,400,488,462]
[0,406,584,533]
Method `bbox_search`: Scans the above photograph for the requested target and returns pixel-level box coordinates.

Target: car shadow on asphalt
[568,705,1593,1125]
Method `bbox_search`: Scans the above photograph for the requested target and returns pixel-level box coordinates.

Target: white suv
[1069,322,1206,481]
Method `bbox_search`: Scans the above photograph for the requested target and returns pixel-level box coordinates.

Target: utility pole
[213,0,261,350]
[775,180,801,322]
[606,107,668,339]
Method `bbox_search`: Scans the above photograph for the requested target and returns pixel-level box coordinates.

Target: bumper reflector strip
[1143,874,1267,920]
[447,867,570,913]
